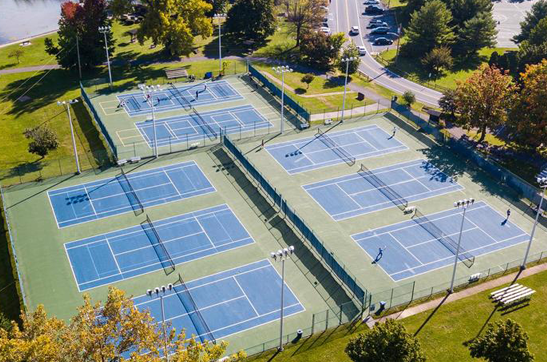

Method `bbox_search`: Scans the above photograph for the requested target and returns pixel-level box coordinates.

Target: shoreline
[0,29,59,49]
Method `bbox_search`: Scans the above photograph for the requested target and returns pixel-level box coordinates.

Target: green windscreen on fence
[248,64,311,123]
[222,134,367,305]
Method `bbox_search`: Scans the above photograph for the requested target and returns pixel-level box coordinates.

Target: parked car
[320,27,331,35]
[370,18,384,24]
[367,21,388,28]
[350,26,360,35]
[373,37,393,45]
[357,46,367,55]
[370,26,389,34]
[322,22,329,28]
[365,5,384,14]
[364,0,380,4]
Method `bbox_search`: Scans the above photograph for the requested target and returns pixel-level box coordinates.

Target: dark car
[370,26,389,34]
[373,37,393,45]
[367,21,388,28]
[365,5,384,14]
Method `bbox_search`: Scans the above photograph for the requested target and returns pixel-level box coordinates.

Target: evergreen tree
[513,0,547,43]
[404,0,455,56]
[456,11,497,56]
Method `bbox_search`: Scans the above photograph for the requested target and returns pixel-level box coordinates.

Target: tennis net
[169,83,192,111]
[119,168,144,216]
[412,210,475,268]
[141,216,176,275]
[191,107,217,140]
[174,274,216,344]
[358,164,409,211]
[316,129,356,166]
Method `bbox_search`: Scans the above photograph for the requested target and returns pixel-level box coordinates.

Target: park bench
[489,283,520,298]
[500,290,535,306]
[117,159,128,167]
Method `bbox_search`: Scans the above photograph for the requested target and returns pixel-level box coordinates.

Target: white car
[357,46,367,55]
[350,26,360,35]
[320,27,331,35]
[364,0,380,4]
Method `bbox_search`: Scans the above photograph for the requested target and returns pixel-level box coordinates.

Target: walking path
[378,262,547,323]
[0,64,60,74]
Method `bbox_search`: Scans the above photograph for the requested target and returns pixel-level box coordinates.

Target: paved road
[328,0,443,107]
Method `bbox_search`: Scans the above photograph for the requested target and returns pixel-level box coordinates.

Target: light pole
[139,84,162,158]
[147,284,173,361]
[76,33,82,79]
[213,14,226,75]
[522,176,547,269]
[450,198,475,293]
[272,66,292,134]
[57,99,81,174]
[341,56,356,122]
[271,246,295,352]
[98,26,113,87]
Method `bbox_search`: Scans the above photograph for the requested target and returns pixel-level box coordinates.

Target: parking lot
[493,0,537,48]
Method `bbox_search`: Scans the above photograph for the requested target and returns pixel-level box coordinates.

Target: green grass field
[247,267,547,362]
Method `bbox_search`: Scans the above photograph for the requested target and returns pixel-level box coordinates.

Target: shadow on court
[208,146,360,319]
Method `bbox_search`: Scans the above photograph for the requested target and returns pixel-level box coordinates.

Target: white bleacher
[501,290,535,305]
[490,283,535,306]
[490,284,520,298]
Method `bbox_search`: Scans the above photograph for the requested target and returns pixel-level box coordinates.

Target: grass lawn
[247,268,547,362]
[0,33,60,71]
[377,46,513,90]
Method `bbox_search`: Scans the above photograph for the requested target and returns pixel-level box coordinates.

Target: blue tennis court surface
[117,80,243,117]
[265,125,408,174]
[132,260,304,342]
[65,204,254,291]
[304,159,463,220]
[135,105,272,147]
[48,161,215,228]
[352,201,530,281]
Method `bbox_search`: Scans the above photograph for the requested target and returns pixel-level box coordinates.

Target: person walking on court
[372,246,387,264]
[506,208,511,220]
[391,126,398,139]
[195,90,199,100]
[117,99,127,109]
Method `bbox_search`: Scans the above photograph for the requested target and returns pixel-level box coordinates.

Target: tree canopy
[513,0,547,43]
[299,31,345,69]
[338,43,361,75]
[345,319,426,362]
[467,319,534,362]
[225,0,276,42]
[285,0,328,46]
[45,0,114,70]
[138,0,213,56]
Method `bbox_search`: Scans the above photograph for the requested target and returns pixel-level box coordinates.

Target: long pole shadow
[413,294,450,337]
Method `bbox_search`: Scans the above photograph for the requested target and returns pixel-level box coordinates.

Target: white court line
[106,236,123,276]
[82,184,99,218]
[233,277,260,317]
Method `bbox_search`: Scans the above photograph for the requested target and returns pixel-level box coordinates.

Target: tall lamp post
[57,99,81,174]
[271,246,295,352]
[272,66,292,134]
[522,176,547,269]
[213,14,226,75]
[146,284,173,361]
[450,198,475,293]
[98,26,113,87]
[139,84,162,158]
[340,56,356,122]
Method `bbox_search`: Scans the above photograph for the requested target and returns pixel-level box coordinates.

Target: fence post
[538,251,543,264]
[325,310,329,330]
[410,281,415,302]
[58,159,62,176]
[339,304,343,325]
[389,288,394,308]
[311,313,315,335]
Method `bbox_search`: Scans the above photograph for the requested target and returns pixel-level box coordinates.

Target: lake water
[0,0,65,45]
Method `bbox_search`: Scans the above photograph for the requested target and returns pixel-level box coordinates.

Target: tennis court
[64,204,254,291]
[352,201,530,281]
[117,80,243,117]
[135,105,272,147]
[48,161,215,228]
[303,159,463,220]
[133,259,304,344]
[265,125,408,174]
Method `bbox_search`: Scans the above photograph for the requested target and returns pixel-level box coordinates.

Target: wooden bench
[129,156,141,164]
[117,159,128,166]
[189,142,200,149]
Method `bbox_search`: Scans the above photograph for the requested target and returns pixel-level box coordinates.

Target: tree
[285,0,328,46]
[453,65,517,143]
[23,126,59,158]
[338,44,360,75]
[402,91,416,107]
[109,0,133,18]
[225,0,276,42]
[45,0,114,70]
[456,11,497,56]
[301,73,315,89]
[467,319,533,362]
[299,31,345,69]
[421,46,453,75]
[0,313,11,333]
[513,0,547,43]
[401,0,428,20]
[8,49,24,64]
[138,0,212,57]
[0,288,246,362]
[404,0,455,56]
[439,88,457,119]
[345,319,426,362]
[527,17,547,46]
[204,0,229,16]
[509,59,547,150]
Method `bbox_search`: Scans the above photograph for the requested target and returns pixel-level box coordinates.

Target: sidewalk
[0,64,60,75]
[378,262,547,323]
